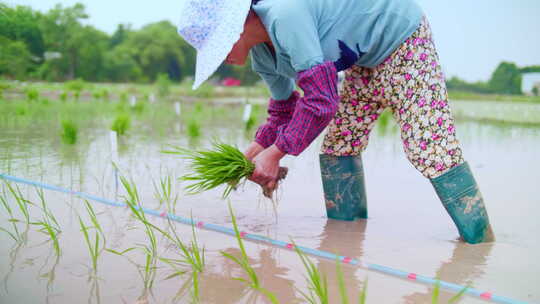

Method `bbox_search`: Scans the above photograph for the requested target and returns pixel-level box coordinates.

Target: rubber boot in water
[319,154,368,221]
[430,162,494,244]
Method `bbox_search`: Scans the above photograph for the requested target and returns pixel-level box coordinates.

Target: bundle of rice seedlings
[61,119,78,144]
[165,142,253,198]
[186,118,201,138]
[165,142,287,198]
[111,113,131,135]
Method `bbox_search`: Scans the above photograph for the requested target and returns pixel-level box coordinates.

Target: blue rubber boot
[430,162,494,244]
[319,154,368,221]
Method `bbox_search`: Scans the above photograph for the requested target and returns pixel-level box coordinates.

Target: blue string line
[0,173,528,304]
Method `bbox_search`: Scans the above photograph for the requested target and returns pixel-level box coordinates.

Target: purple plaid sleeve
[274,62,339,156]
[254,91,300,148]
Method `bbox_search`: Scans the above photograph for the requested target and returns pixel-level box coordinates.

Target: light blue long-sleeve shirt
[250,0,423,100]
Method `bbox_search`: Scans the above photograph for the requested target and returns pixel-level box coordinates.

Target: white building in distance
[522,72,540,95]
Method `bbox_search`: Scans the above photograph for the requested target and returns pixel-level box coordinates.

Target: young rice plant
[220,201,279,304]
[111,113,131,136]
[164,142,255,198]
[60,119,78,145]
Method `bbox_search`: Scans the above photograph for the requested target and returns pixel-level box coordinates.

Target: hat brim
[192,0,252,90]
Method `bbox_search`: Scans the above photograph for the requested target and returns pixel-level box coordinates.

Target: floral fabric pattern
[321,17,464,178]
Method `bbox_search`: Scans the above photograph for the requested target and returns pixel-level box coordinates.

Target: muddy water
[0,100,539,303]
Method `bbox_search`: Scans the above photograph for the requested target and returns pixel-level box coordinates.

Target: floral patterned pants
[321,17,464,179]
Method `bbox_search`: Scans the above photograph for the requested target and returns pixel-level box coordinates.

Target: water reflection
[402,241,493,303]
[40,255,60,299]
[197,248,251,303]
[2,224,30,292]
[87,275,102,304]
[251,248,297,302]
[317,219,368,301]
[199,247,298,304]
[0,100,538,303]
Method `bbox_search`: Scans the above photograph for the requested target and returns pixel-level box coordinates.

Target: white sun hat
[177,0,252,90]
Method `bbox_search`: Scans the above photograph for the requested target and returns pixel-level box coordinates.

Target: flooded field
[0,98,539,303]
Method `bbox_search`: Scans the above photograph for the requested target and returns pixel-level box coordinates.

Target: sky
[5,0,540,82]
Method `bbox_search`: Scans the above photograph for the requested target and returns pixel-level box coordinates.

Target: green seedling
[358,280,367,304]
[79,216,102,272]
[431,279,469,304]
[335,257,368,304]
[5,182,32,224]
[60,91,68,102]
[432,280,440,304]
[111,113,131,136]
[15,104,28,116]
[245,114,256,131]
[0,187,23,242]
[194,102,204,114]
[152,174,178,212]
[336,258,348,304]
[448,285,469,303]
[83,200,104,237]
[164,142,255,198]
[36,188,60,228]
[60,119,78,145]
[120,176,158,257]
[32,189,61,257]
[158,217,206,303]
[26,88,39,101]
[64,78,86,93]
[187,118,201,138]
[132,101,146,114]
[220,201,279,304]
[121,176,162,290]
[106,176,161,292]
[32,215,61,258]
[292,239,329,304]
[158,220,206,273]
[78,200,105,273]
[142,247,158,290]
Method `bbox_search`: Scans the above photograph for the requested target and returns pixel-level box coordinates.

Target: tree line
[0,3,259,84]
[447,62,540,95]
[1,2,538,94]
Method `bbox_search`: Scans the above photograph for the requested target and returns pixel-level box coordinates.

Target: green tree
[119,21,195,81]
[102,44,143,82]
[36,4,109,81]
[446,76,492,94]
[73,25,109,81]
[489,62,522,95]
[0,4,45,58]
[110,24,130,48]
[0,36,32,79]
[520,65,540,74]
[38,3,96,80]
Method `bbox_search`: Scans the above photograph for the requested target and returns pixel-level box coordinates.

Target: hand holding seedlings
[244,142,288,197]
[262,167,288,198]
[249,144,287,198]
[243,141,265,161]
[165,142,288,198]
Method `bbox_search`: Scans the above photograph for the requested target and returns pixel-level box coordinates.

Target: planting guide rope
[0,173,528,304]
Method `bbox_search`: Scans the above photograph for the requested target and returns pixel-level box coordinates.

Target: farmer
[177,0,494,244]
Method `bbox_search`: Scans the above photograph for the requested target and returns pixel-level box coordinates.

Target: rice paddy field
[0,82,539,303]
